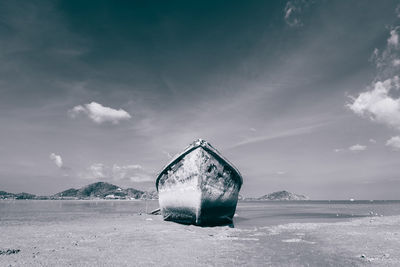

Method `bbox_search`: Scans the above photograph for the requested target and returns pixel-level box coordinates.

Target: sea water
[1,200,400,227]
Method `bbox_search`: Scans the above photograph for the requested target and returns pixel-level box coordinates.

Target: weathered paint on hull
[157,145,241,226]
[158,176,201,224]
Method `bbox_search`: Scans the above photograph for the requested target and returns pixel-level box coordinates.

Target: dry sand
[1,213,400,266]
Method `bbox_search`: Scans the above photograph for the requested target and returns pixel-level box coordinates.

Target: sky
[1,0,400,199]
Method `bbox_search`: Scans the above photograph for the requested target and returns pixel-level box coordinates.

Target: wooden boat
[156,139,243,226]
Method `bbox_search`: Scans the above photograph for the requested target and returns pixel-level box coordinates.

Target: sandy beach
[1,205,400,267]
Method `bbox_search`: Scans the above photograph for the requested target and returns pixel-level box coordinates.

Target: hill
[1,182,158,200]
[258,190,309,201]
[0,191,36,199]
[52,182,157,200]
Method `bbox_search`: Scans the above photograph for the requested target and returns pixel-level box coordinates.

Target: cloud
[69,105,86,116]
[386,136,400,150]
[83,163,152,182]
[284,0,312,27]
[49,153,63,168]
[370,27,400,77]
[349,144,367,152]
[349,19,400,154]
[393,59,400,66]
[112,164,147,182]
[369,138,377,143]
[284,1,302,27]
[89,163,105,178]
[397,5,400,18]
[333,148,343,153]
[230,122,328,149]
[388,28,399,47]
[69,102,131,124]
[347,76,400,130]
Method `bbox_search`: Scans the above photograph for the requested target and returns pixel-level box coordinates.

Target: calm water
[1,200,400,228]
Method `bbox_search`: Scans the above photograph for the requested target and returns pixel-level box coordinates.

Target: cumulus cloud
[347,76,400,130]
[386,136,400,150]
[369,138,377,143]
[49,153,63,168]
[69,102,131,124]
[349,144,367,152]
[83,163,152,182]
[349,19,400,152]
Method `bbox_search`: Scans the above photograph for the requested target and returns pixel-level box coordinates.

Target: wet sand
[1,212,400,266]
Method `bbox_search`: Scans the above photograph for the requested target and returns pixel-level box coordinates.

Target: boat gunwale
[155,139,243,191]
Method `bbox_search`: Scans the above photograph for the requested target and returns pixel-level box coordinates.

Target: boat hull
[157,146,241,226]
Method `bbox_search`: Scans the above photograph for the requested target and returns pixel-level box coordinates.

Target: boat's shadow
[169,218,235,228]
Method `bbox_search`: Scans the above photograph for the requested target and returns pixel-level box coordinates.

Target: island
[257,190,309,201]
[0,182,158,200]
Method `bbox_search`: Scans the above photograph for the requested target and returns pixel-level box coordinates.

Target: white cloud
[334,148,343,153]
[283,0,313,27]
[69,102,131,124]
[347,76,400,130]
[370,26,400,76]
[68,105,85,117]
[388,29,399,47]
[89,163,106,178]
[112,164,146,181]
[49,153,63,168]
[349,144,367,152]
[83,163,152,182]
[386,136,400,150]
[284,1,302,27]
[276,171,286,175]
[349,20,400,153]
[393,59,400,66]
[284,3,294,20]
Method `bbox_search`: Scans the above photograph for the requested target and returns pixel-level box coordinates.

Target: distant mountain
[14,192,36,199]
[0,191,13,199]
[52,182,158,200]
[0,191,36,199]
[56,188,79,197]
[258,190,309,201]
[1,182,158,200]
